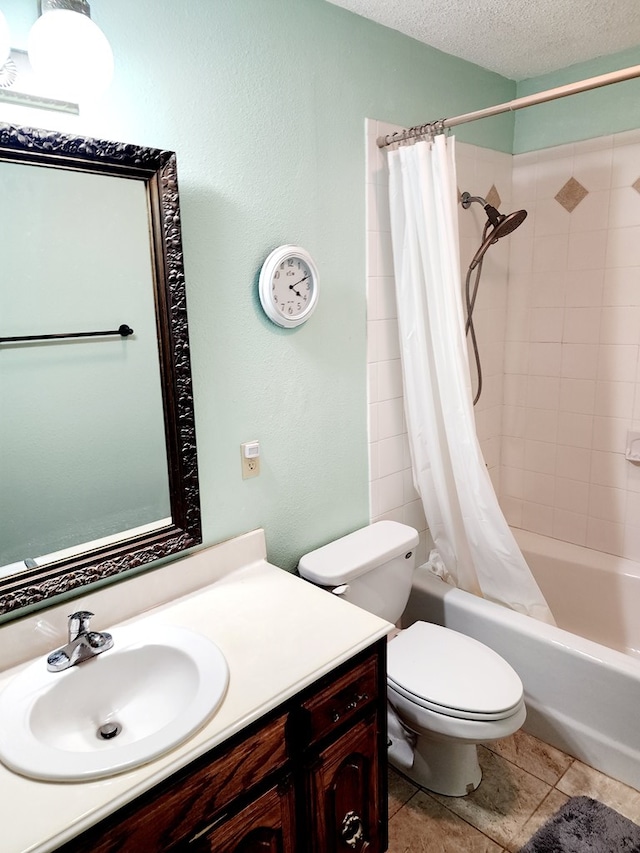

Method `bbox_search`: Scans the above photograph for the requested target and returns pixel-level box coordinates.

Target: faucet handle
[68,610,94,641]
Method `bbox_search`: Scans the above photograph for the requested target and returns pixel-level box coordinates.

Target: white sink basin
[0,623,229,782]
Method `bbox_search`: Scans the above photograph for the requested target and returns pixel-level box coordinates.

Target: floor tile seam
[553,758,578,791]
[428,775,555,850]
[389,772,553,842]
[483,744,575,787]
[387,791,420,823]
[555,762,640,801]
[516,785,569,837]
[503,782,557,844]
[501,789,571,853]
[420,789,511,847]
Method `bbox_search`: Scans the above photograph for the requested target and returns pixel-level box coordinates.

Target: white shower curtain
[388,134,554,624]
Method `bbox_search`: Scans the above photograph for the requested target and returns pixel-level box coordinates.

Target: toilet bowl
[386,621,525,795]
[298,520,526,797]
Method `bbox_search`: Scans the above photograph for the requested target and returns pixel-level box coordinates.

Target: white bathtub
[402,528,640,790]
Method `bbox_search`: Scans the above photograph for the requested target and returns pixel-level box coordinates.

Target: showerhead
[490,207,528,239]
[461,192,528,270]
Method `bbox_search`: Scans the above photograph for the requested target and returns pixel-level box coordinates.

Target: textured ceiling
[326,0,640,80]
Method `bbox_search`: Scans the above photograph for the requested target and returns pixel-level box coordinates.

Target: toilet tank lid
[298,521,419,585]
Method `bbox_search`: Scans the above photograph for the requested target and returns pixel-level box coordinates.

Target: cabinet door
[56,713,289,853]
[305,715,381,853]
[194,780,296,853]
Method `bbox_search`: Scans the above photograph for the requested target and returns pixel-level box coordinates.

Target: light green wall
[514,46,640,153]
[0,0,514,615]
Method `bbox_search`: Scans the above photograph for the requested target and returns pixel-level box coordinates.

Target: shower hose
[464,220,490,406]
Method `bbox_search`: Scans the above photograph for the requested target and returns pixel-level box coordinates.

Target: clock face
[271,256,314,320]
[259,246,319,328]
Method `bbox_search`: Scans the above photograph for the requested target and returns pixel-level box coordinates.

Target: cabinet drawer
[300,654,377,746]
[191,778,296,852]
[58,712,289,853]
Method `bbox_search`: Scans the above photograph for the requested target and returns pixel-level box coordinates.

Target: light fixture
[0,11,10,67]
[28,0,113,102]
[0,1,113,113]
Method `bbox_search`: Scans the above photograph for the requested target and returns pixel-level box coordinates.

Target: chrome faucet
[46,611,114,672]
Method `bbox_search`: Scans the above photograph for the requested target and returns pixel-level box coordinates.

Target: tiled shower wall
[502,130,640,561]
[366,121,640,564]
[365,119,513,564]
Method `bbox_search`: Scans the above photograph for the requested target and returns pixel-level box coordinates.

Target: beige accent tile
[505,788,570,853]
[388,788,503,853]
[485,184,502,210]
[487,731,573,786]
[557,760,640,823]
[555,177,589,213]
[430,747,551,849]
[388,767,418,819]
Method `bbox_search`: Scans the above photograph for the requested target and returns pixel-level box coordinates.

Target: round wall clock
[258,245,319,328]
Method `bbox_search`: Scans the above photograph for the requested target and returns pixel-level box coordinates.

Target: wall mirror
[0,122,201,617]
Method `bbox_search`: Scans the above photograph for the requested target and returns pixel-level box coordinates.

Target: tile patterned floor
[387,730,640,852]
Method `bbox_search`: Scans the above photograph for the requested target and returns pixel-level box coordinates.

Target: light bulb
[28,8,113,102]
[0,11,11,68]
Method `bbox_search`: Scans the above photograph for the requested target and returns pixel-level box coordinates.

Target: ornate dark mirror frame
[0,123,202,616]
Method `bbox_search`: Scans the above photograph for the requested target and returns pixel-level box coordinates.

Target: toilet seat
[387,622,524,722]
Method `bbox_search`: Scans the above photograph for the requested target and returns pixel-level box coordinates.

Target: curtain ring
[422,123,434,143]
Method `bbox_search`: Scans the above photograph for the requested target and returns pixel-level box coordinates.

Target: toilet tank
[298,521,419,623]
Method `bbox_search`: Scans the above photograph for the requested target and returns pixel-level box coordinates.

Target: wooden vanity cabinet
[55,639,387,853]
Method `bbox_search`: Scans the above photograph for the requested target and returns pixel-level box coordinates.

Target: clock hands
[289,273,309,298]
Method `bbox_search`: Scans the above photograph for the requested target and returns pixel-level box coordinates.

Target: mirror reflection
[1,162,171,570]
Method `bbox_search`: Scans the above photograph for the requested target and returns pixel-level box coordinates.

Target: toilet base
[391,735,482,797]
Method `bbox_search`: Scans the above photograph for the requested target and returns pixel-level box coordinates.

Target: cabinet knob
[341,810,364,848]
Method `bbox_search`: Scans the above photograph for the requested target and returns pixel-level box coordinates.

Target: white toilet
[298,520,526,797]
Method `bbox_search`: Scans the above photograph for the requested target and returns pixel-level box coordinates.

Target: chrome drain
[97,721,122,740]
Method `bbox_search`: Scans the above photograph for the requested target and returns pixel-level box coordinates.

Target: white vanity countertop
[0,529,392,853]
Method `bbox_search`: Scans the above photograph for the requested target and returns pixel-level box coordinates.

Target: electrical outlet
[240,442,260,479]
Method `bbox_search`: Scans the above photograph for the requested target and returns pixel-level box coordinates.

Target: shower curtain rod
[376,63,640,148]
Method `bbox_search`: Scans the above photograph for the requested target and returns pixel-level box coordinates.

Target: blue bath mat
[519,796,640,852]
